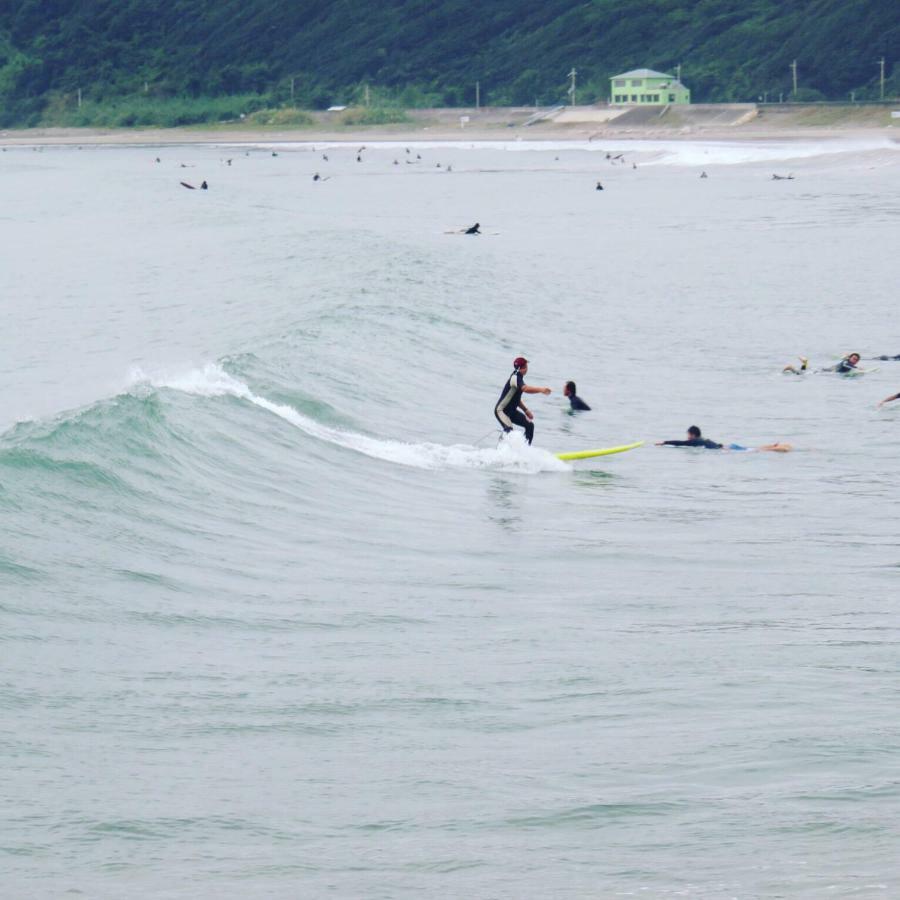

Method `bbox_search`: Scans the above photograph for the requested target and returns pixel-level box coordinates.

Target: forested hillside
[1,0,898,126]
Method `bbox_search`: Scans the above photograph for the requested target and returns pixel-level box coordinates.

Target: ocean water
[2,136,900,899]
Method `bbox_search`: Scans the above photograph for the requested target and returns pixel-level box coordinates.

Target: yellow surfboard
[555,441,644,461]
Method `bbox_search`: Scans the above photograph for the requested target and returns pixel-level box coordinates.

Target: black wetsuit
[568,394,591,411]
[495,370,534,444]
[662,438,723,449]
[835,358,858,373]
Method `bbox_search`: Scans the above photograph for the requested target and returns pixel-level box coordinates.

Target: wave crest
[136,363,567,474]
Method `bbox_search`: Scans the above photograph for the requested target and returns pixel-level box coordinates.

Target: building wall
[610,76,690,105]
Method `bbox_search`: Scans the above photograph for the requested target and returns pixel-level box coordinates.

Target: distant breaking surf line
[135,363,567,474]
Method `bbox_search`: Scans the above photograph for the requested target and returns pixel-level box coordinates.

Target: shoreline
[2,125,896,147]
[2,104,898,147]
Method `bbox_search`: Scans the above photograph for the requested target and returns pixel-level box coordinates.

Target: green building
[610,68,690,105]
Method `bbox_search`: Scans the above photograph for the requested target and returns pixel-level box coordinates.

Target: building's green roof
[611,68,675,80]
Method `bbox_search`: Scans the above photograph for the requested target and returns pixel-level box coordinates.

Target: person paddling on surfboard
[656,425,723,449]
[821,352,866,375]
[656,425,791,452]
[495,357,551,445]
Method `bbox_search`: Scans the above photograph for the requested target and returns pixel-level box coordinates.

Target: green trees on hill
[0,0,897,126]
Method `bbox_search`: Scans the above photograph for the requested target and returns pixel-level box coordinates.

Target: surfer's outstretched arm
[878,392,900,407]
[521,385,552,395]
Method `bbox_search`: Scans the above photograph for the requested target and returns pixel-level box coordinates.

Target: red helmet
[513,357,528,369]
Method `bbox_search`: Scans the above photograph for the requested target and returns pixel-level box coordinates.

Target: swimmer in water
[656,425,792,452]
[563,381,591,411]
[464,223,481,235]
[878,391,900,408]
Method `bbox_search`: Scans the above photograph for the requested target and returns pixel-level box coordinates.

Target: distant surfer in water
[464,223,481,235]
[563,381,591,411]
[495,357,552,445]
[656,425,791,452]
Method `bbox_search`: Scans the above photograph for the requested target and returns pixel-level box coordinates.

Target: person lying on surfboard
[563,381,591,411]
[823,352,864,374]
[656,425,792,452]
[495,357,551,445]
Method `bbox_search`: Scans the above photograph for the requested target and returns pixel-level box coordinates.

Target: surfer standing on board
[495,358,552,445]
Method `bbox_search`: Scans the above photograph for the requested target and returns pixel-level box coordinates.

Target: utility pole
[790,59,798,96]
[878,57,885,101]
[364,84,370,107]
[77,88,82,109]
[675,63,682,83]
[290,77,295,102]
[568,67,577,106]
[475,80,480,111]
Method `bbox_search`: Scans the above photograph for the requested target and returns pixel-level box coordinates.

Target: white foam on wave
[645,136,898,167]
[222,136,898,166]
[131,364,568,474]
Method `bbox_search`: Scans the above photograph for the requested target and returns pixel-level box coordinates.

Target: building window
[639,94,646,102]
[669,94,675,102]
[631,95,637,102]
[614,79,626,87]
[632,79,642,86]
[653,94,660,102]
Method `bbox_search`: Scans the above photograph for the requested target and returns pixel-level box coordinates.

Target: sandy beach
[2,103,897,146]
